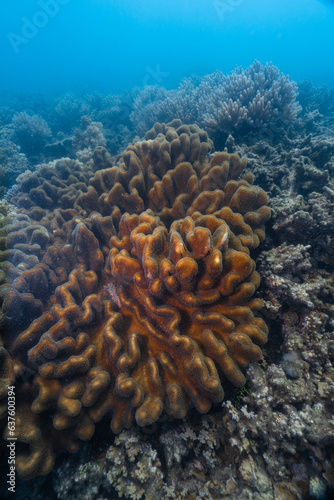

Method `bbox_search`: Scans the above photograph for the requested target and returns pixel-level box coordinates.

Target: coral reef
[12,112,52,161]
[201,61,301,143]
[0,127,30,198]
[47,362,334,500]
[53,92,88,133]
[0,120,270,480]
[0,68,333,500]
[0,89,139,194]
[130,84,197,137]
[72,116,106,163]
[0,62,305,195]
[52,90,138,155]
[43,220,334,500]
[40,102,334,500]
[298,80,334,116]
[131,61,301,146]
[106,431,164,499]
[1,93,134,195]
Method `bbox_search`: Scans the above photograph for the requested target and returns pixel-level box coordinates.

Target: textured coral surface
[0,120,270,480]
[43,110,334,500]
[130,61,301,143]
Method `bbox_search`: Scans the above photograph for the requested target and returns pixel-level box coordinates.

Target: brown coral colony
[0,120,270,479]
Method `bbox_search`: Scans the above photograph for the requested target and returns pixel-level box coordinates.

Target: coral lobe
[0,120,270,479]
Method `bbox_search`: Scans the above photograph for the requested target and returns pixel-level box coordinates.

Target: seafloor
[0,71,333,500]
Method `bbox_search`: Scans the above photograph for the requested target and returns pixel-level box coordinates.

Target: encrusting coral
[0,120,270,479]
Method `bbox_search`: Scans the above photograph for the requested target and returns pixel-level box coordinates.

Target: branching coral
[131,61,301,143]
[72,116,106,162]
[0,133,30,197]
[0,120,270,479]
[201,61,301,136]
[12,111,52,159]
[298,79,334,116]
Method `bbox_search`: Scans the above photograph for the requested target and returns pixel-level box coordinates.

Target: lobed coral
[19,107,333,500]
[0,120,270,479]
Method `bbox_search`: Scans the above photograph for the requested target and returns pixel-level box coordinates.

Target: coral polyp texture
[0,120,270,479]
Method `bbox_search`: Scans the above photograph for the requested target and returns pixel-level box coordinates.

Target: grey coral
[130,60,301,142]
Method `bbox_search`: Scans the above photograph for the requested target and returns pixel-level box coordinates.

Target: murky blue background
[1,0,334,94]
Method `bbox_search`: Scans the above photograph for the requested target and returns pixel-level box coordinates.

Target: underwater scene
[1,1,334,499]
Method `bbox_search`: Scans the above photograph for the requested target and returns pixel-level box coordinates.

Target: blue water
[1,0,334,95]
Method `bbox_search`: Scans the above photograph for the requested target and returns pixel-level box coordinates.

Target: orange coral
[0,120,270,479]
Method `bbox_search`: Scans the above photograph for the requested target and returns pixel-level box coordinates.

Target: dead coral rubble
[50,381,333,500]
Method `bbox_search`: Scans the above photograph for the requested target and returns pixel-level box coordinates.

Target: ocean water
[1,0,334,94]
[1,2,334,500]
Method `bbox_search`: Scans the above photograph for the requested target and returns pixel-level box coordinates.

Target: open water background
[1,0,334,96]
